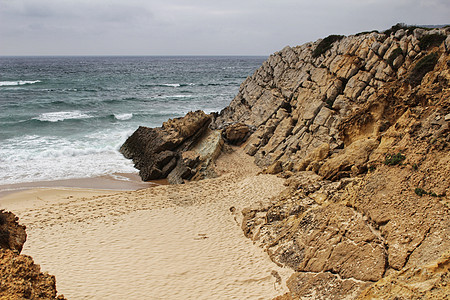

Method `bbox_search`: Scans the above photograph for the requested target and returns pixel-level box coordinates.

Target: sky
[0,0,449,56]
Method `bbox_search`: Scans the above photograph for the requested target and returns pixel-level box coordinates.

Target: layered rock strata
[0,210,65,299]
[213,27,450,299]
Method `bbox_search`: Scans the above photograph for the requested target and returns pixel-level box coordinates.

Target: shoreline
[0,147,293,299]
[0,172,167,199]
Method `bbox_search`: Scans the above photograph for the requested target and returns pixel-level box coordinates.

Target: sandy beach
[0,147,292,299]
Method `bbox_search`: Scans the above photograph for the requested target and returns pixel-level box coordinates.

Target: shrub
[415,187,427,196]
[384,23,409,36]
[408,52,439,86]
[415,188,443,197]
[355,30,379,37]
[312,35,345,58]
[387,48,403,67]
[384,153,406,165]
[418,34,447,50]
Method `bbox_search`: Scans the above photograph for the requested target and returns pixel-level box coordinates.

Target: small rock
[223,123,250,145]
[444,113,450,121]
[263,160,283,174]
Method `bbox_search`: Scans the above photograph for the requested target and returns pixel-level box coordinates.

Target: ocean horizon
[0,56,266,187]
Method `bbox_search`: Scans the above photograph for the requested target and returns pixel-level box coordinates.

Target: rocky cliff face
[213,26,450,299]
[0,210,65,299]
[118,25,449,298]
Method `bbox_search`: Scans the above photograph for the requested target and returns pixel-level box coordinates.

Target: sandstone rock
[215,30,450,300]
[0,210,27,253]
[223,123,250,145]
[318,138,379,180]
[0,212,65,299]
[263,160,282,174]
[283,272,372,300]
[0,249,66,300]
[357,251,450,300]
[295,143,329,171]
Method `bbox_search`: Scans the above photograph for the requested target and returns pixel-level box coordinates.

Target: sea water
[0,56,265,185]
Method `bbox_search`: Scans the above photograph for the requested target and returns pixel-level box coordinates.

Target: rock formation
[0,210,27,253]
[213,25,450,299]
[120,24,449,298]
[0,210,65,299]
[120,110,224,184]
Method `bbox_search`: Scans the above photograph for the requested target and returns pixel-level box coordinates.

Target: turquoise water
[0,56,265,185]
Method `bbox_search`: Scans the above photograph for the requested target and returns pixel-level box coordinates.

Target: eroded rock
[0,210,27,253]
[0,249,65,300]
[0,211,65,299]
[120,110,219,183]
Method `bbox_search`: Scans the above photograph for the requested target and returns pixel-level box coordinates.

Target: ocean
[0,56,266,187]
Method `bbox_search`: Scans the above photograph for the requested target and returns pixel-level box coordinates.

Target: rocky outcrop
[213,26,450,172]
[222,123,251,145]
[358,251,450,299]
[120,110,223,184]
[0,210,27,253]
[0,249,65,299]
[214,25,450,299]
[0,211,65,299]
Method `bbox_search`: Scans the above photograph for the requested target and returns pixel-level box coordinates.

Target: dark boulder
[0,210,26,253]
[120,110,216,183]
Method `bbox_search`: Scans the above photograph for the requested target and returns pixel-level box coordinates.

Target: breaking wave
[0,80,41,86]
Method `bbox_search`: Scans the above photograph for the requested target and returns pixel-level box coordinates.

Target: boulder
[318,138,379,180]
[120,110,215,183]
[0,210,27,253]
[223,123,250,145]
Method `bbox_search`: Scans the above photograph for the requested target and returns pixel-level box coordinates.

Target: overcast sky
[1,0,448,56]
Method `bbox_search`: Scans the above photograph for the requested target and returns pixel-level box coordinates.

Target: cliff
[213,25,450,299]
[120,24,449,298]
[0,210,65,299]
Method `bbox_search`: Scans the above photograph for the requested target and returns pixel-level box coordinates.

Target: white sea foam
[161,83,194,87]
[0,131,137,185]
[34,111,92,122]
[0,80,41,86]
[153,94,194,100]
[114,113,133,121]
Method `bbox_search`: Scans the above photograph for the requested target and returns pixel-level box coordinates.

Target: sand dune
[0,148,292,299]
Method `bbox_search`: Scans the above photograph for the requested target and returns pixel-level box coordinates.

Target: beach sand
[0,147,292,299]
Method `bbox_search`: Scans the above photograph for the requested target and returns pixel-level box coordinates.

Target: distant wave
[0,80,41,86]
[114,113,133,121]
[34,111,92,122]
[140,83,196,88]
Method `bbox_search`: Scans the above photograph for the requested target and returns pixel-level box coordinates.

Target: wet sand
[0,172,162,198]
[0,148,292,299]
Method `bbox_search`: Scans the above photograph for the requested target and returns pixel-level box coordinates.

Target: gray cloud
[0,0,448,55]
